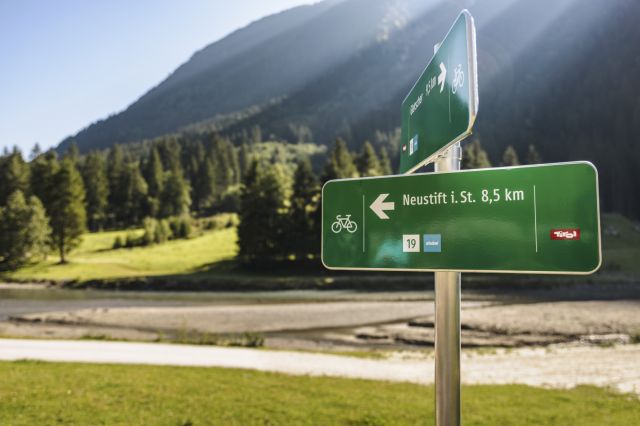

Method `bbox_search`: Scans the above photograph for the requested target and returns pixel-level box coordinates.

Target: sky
[0,0,315,153]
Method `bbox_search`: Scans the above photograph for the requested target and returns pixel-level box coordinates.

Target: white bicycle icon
[331,215,358,234]
[452,63,464,94]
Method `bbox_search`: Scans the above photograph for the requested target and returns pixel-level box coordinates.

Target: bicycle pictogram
[452,63,464,94]
[331,215,358,234]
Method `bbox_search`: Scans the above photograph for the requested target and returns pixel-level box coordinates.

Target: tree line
[236,138,540,264]
[461,140,541,169]
[0,133,242,269]
[0,131,540,270]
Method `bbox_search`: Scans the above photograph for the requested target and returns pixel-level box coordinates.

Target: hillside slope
[60,0,437,152]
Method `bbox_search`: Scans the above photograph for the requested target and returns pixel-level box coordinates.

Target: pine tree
[29,143,42,161]
[462,139,492,169]
[144,146,164,198]
[107,145,127,224]
[251,125,263,145]
[0,191,50,270]
[527,144,542,164]
[289,157,319,258]
[228,141,241,185]
[26,194,50,261]
[123,163,149,224]
[30,151,59,213]
[193,157,217,211]
[501,145,520,166]
[238,160,289,262]
[158,137,182,174]
[0,149,30,205]
[65,141,80,164]
[238,144,251,179]
[322,138,358,182]
[160,171,191,218]
[209,136,239,190]
[295,124,313,144]
[184,140,205,187]
[240,129,250,145]
[238,160,260,260]
[49,158,86,263]
[356,141,382,177]
[81,152,109,231]
[143,146,164,216]
[379,146,393,175]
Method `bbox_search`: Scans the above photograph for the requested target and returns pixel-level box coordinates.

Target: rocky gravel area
[6,299,640,350]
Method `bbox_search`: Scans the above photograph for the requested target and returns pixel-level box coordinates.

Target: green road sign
[399,10,478,174]
[322,162,601,274]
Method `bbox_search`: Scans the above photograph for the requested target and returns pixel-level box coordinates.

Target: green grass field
[0,361,638,425]
[7,226,237,282]
[4,213,639,282]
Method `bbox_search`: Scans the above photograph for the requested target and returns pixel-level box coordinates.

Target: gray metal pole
[430,41,462,426]
[434,143,462,426]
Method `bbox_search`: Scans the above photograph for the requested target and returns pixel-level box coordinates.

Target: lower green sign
[321,162,601,274]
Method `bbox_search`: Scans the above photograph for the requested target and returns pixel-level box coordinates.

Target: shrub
[201,213,238,231]
[154,219,172,244]
[112,236,123,249]
[141,217,158,246]
[125,233,138,248]
[169,215,192,239]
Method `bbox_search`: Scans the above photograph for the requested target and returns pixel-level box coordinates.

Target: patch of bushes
[201,213,239,231]
[112,215,194,249]
[112,236,123,249]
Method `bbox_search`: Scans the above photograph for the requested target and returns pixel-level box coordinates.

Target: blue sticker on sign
[409,134,418,155]
[423,234,441,252]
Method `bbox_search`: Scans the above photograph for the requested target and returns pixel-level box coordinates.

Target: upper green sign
[399,10,478,174]
[322,162,601,274]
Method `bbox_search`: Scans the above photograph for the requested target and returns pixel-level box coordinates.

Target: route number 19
[403,234,420,253]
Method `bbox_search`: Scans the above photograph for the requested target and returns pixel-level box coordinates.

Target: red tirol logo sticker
[550,229,580,240]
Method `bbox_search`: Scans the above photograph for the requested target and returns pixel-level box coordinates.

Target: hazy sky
[0,0,316,153]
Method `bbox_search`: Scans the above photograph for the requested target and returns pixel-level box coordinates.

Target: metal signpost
[321,9,601,426]
[433,143,461,426]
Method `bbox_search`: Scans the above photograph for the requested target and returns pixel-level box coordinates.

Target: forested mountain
[60,0,437,152]
[60,0,640,218]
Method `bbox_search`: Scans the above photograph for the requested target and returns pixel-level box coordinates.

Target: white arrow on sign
[370,193,395,220]
[438,62,447,93]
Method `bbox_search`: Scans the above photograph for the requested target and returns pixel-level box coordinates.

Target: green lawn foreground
[0,361,638,425]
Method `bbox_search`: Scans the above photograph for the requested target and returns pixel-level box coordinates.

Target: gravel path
[0,338,638,395]
[15,301,440,333]
[458,300,640,335]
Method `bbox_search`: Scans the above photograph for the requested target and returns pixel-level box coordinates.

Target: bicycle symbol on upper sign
[452,63,464,94]
[331,215,358,234]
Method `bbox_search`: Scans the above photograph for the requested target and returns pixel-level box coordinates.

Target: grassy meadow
[6,226,237,282]
[0,361,638,425]
[3,213,639,283]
